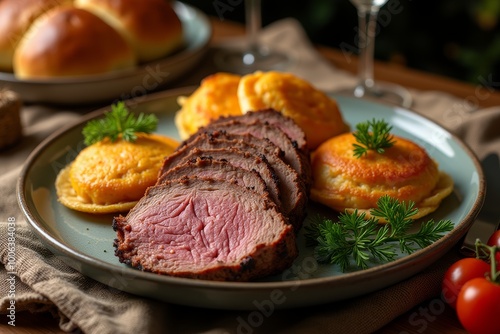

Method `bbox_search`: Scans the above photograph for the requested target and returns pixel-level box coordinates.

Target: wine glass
[214,0,291,74]
[338,0,413,108]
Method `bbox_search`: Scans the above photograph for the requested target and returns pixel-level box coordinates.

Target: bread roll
[75,0,183,62]
[0,0,72,72]
[13,6,136,79]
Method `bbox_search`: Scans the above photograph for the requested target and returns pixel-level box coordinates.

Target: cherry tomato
[441,258,490,309]
[456,277,500,334]
[487,230,500,265]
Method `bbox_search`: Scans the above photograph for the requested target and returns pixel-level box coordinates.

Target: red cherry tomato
[456,277,500,334]
[441,258,490,309]
[487,230,500,264]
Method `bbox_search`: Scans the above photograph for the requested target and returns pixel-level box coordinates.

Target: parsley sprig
[82,102,158,146]
[352,119,396,158]
[305,195,454,271]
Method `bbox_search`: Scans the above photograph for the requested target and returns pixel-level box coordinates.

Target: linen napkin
[0,18,496,334]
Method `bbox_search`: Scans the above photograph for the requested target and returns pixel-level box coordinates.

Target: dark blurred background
[182,0,500,88]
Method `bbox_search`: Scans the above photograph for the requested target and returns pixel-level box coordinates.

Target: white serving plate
[18,87,485,310]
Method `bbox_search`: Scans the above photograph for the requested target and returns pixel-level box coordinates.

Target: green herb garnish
[305,195,454,271]
[352,118,396,158]
[82,101,158,146]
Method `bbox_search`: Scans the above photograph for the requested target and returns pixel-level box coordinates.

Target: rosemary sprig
[352,119,396,158]
[305,195,454,271]
[82,101,158,146]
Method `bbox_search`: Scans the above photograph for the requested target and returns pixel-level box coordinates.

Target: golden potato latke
[174,72,242,140]
[56,134,178,213]
[310,133,454,221]
[237,71,349,150]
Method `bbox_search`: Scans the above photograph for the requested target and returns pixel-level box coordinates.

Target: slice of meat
[113,177,298,281]
[179,129,285,161]
[158,157,268,195]
[178,131,307,230]
[212,109,308,153]
[193,119,312,190]
[158,147,282,212]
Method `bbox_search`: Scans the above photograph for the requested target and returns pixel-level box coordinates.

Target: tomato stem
[475,239,499,283]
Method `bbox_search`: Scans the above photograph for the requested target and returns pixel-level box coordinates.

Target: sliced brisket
[212,109,308,153]
[113,177,298,281]
[158,157,268,195]
[158,147,282,212]
[112,108,314,281]
[195,119,312,190]
[175,131,307,230]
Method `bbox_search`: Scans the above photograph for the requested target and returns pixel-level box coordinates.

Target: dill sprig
[352,119,396,158]
[305,195,454,271]
[82,102,158,146]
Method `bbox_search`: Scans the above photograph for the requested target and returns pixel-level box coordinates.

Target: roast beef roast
[159,157,268,196]
[212,109,308,153]
[113,108,311,281]
[113,177,297,281]
[169,131,307,230]
[190,119,312,188]
[159,147,282,212]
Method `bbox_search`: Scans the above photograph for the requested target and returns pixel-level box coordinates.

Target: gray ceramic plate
[18,88,485,310]
[0,2,211,105]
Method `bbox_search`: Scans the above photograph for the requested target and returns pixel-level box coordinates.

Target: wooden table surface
[3,17,498,334]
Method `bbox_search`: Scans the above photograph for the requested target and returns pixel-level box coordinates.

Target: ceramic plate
[18,88,485,310]
[0,2,211,105]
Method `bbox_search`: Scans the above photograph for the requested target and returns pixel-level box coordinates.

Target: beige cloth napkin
[0,18,497,334]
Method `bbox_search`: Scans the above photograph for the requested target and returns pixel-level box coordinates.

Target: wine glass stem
[245,0,262,55]
[356,6,380,95]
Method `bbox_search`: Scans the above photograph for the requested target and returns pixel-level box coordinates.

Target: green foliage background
[183,0,500,87]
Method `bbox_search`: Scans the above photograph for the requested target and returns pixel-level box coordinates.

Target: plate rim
[17,88,486,298]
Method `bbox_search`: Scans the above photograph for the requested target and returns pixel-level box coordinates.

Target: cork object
[0,88,22,149]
